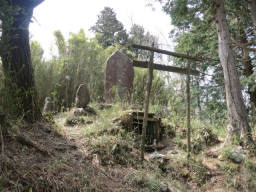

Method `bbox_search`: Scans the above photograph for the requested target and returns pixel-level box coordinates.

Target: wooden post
[186,61,191,158]
[141,43,154,161]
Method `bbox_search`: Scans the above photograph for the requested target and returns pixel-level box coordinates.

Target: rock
[72,108,86,116]
[210,177,217,183]
[43,97,52,113]
[104,50,134,102]
[84,106,97,116]
[160,182,170,192]
[65,116,85,126]
[229,148,246,164]
[72,106,96,116]
[112,117,120,123]
[218,154,225,161]
[75,84,90,108]
[92,154,101,166]
[149,153,166,161]
[166,150,177,159]
[205,150,219,158]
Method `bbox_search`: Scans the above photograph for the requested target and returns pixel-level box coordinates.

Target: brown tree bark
[214,0,255,146]
[0,0,43,121]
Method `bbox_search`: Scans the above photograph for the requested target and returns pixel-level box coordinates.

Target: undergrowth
[3,102,255,191]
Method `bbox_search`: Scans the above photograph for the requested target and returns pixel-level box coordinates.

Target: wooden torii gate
[132,44,202,161]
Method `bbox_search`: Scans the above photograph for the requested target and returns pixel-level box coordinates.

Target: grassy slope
[1,103,256,191]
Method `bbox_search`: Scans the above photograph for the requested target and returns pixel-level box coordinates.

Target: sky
[29,0,174,58]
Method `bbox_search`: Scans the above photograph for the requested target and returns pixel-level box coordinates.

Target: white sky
[29,0,174,59]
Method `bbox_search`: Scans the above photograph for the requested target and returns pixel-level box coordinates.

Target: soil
[0,119,137,192]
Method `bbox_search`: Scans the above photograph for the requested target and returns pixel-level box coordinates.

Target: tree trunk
[0,1,43,121]
[214,0,255,146]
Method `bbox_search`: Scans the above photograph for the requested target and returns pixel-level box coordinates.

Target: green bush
[65,115,85,126]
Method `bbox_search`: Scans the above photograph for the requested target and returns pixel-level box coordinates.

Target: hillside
[1,103,255,192]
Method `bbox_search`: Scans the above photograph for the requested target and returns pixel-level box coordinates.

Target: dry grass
[0,118,136,191]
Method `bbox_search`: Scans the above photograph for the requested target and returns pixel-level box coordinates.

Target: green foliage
[189,159,210,186]
[31,41,59,107]
[192,124,219,153]
[90,7,128,48]
[54,30,67,58]
[128,24,159,59]
[160,0,256,129]
[125,171,162,192]
[220,145,236,162]
[31,30,112,110]
[244,158,256,172]
[220,162,239,174]
[65,115,85,126]
[132,68,169,106]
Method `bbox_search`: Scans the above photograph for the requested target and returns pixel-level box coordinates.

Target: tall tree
[214,0,254,145]
[0,0,43,121]
[90,7,128,48]
[128,24,159,59]
[54,30,67,58]
[159,0,255,145]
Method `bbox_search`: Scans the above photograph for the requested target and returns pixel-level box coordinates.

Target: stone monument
[104,50,134,102]
[75,83,90,108]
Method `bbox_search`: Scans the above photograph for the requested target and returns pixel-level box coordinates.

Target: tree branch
[232,37,256,52]
[236,56,256,62]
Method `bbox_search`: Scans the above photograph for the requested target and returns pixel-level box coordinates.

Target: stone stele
[104,50,134,102]
[75,84,90,108]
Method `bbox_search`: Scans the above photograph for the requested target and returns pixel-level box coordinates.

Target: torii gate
[132,44,202,161]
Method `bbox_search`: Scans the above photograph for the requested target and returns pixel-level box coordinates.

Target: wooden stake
[141,43,154,161]
[187,61,191,159]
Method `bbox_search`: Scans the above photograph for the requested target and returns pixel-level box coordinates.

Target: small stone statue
[43,97,52,113]
[75,84,90,108]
